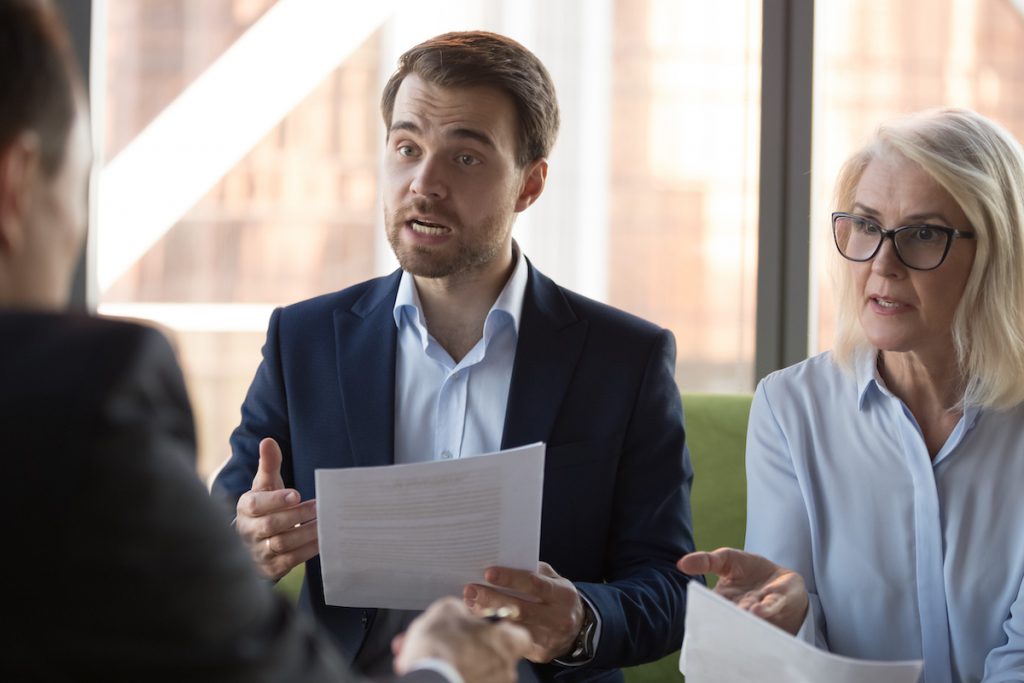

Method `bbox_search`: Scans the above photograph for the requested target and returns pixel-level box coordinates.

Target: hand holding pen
[392,598,530,683]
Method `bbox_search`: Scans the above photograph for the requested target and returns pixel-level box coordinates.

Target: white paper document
[680,582,923,683]
[315,442,545,610]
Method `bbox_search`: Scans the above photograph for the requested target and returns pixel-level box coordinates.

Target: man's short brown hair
[380,31,560,167]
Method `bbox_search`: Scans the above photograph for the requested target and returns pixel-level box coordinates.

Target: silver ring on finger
[266,537,277,556]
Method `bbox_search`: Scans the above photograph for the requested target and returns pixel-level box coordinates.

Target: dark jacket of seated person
[0,312,444,682]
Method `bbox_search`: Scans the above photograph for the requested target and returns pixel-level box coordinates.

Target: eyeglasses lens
[834,216,949,270]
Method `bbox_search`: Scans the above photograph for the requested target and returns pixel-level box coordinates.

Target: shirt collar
[851,350,884,409]
[855,347,983,431]
[488,241,528,336]
[392,241,528,341]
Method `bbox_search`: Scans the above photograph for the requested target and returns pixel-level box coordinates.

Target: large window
[811,0,1024,351]
[609,1,761,392]
[85,1,1024,477]
[94,0,763,478]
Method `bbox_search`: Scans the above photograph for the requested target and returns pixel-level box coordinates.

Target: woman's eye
[856,219,880,235]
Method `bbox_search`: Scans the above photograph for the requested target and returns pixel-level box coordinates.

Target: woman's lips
[869,296,911,315]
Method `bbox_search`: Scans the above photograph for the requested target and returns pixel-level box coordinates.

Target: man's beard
[385,200,511,280]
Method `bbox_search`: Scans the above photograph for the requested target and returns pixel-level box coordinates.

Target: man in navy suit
[214,30,696,683]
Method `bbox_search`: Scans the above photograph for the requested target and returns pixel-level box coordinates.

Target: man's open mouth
[409,219,451,235]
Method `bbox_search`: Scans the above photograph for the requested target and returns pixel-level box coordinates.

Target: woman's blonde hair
[831,108,1024,409]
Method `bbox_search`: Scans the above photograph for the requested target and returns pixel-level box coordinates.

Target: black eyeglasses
[831,212,976,271]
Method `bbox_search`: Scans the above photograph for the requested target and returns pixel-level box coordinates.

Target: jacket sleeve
[573,328,697,671]
[212,307,294,508]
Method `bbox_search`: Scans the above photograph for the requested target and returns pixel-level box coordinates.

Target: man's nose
[409,154,447,199]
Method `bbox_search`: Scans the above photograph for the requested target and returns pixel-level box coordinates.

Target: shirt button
[440,450,453,460]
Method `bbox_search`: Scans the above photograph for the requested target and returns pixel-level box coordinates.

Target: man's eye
[456,154,479,166]
[397,145,416,157]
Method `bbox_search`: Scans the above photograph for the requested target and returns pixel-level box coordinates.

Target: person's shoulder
[534,268,666,340]
[759,351,844,393]
[755,351,855,417]
[567,288,663,333]
[0,310,176,386]
[761,351,838,384]
[0,308,157,344]
[277,271,402,323]
[1,311,191,462]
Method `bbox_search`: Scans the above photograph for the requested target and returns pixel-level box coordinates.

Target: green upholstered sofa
[621,392,752,682]
[275,392,754,682]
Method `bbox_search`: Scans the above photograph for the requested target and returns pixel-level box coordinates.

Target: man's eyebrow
[388,119,496,151]
[449,127,496,150]
[388,120,421,137]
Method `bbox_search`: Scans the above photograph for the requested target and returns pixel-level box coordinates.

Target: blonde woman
[680,108,1024,683]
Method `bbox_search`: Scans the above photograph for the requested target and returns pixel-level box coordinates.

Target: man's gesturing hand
[463,562,585,663]
[677,548,809,635]
[234,437,318,579]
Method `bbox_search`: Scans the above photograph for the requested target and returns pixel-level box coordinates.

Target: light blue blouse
[745,351,1024,683]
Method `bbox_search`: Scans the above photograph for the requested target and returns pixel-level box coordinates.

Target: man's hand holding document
[315,442,545,610]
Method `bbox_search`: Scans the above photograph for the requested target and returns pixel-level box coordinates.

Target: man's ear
[514,158,548,213]
[0,131,41,255]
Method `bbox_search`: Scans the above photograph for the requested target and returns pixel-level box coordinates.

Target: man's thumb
[253,437,286,492]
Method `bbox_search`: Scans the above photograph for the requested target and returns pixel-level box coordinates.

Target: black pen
[481,606,518,622]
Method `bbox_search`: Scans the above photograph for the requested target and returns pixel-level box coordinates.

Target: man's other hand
[234,437,318,579]
[463,562,584,663]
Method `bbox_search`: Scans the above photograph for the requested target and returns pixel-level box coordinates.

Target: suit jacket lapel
[333,271,401,468]
[502,263,588,449]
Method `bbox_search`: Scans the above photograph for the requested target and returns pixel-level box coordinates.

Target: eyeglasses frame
[831,211,976,271]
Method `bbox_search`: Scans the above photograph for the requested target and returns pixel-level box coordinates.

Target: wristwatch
[567,599,597,661]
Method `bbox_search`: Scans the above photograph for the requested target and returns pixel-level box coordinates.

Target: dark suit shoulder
[2,311,171,373]
[527,265,670,349]
[559,286,666,337]
[276,271,402,326]
[0,311,186,425]
[1,311,350,682]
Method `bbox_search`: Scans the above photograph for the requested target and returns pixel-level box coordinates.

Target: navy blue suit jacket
[213,263,696,682]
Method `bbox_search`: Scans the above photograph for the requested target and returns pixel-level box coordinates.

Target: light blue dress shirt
[356,250,530,676]
[745,350,1024,683]
[392,247,527,464]
[385,246,600,672]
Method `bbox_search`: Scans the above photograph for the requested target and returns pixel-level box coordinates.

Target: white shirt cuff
[553,592,602,667]
[794,603,816,644]
[407,657,465,683]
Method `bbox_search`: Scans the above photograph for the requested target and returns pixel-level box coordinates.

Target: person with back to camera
[678,108,1024,683]
[0,1,530,680]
